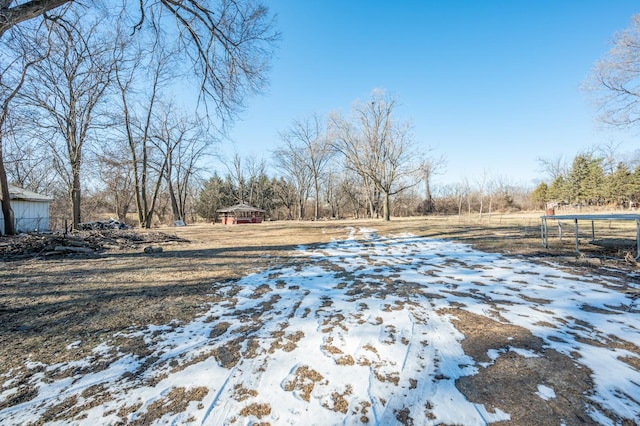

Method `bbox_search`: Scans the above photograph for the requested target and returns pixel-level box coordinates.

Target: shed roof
[2,185,54,202]
[217,203,265,213]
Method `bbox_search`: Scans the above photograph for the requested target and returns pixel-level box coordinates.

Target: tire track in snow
[2,228,639,424]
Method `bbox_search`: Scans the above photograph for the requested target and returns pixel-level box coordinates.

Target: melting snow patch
[536,384,556,401]
[66,340,81,350]
[480,347,539,368]
[510,347,539,358]
[1,229,639,425]
[474,403,512,423]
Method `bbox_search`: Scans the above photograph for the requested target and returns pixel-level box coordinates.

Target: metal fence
[2,216,51,234]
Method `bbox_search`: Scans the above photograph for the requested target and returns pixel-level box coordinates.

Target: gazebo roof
[216,203,265,214]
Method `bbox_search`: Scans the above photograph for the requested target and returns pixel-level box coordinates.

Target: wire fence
[1,216,52,234]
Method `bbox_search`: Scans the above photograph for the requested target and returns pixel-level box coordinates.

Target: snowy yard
[1,227,639,425]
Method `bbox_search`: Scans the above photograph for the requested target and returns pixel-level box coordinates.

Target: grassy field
[1,212,637,382]
[1,212,638,424]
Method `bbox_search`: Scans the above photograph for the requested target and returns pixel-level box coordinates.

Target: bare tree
[278,115,333,220]
[225,153,247,204]
[330,90,419,221]
[485,176,496,222]
[597,140,623,174]
[323,166,345,219]
[628,149,640,170]
[0,1,68,37]
[175,132,211,222]
[537,154,568,182]
[114,27,211,228]
[4,117,58,193]
[272,141,312,220]
[244,156,266,206]
[452,182,466,222]
[341,173,367,218]
[0,18,50,234]
[114,32,172,228]
[2,2,278,117]
[587,14,640,128]
[463,176,473,219]
[96,144,135,222]
[23,10,113,229]
[419,153,446,214]
[1,0,278,231]
[272,177,297,220]
[151,106,210,224]
[476,169,490,221]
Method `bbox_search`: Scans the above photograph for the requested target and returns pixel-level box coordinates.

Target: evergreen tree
[195,174,235,221]
[547,176,567,202]
[630,165,640,206]
[584,157,605,205]
[530,182,548,209]
[566,154,605,205]
[605,162,631,205]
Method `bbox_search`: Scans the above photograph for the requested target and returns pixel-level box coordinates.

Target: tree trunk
[142,156,167,228]
[0,0,69,37]
[313,176,319,221]
[383,191,391,221]
[0,140,15,235]
[488,198,493,223]
[167,179,181,222]
[425,173,433,214]
[144,210,153,229]
[140,146,150,227]
[71,164,81,229]
[298,197,305,220]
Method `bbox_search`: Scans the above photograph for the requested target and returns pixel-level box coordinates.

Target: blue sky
[222,1,640,187]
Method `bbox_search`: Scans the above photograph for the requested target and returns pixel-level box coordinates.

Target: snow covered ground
[1,227,639,425]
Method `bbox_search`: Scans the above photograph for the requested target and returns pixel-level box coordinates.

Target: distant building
[217,203,265,225]
[0,185,53,234]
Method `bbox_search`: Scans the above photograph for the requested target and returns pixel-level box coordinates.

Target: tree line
[196,90,447,223]
[532,148,640,209]
[195,151,537,223]
[3,3,640,233]
[0,0,278,234]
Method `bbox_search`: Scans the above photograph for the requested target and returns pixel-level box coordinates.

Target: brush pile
[0,230,189,259]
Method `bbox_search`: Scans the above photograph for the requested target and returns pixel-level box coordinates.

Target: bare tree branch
[587,14,640,128]
[330,90,419,221]
[0,0,70,37]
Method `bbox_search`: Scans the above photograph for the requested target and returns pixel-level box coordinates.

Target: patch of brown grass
[129,386,208,425]
[1,214,637,424]
[233,384,258,402]
[322,385,352,414]
[239,402,271,419]
[282,365,325,402]
[449,308,596,425]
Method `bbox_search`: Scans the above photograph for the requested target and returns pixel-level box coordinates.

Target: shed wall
[0,200,50,234]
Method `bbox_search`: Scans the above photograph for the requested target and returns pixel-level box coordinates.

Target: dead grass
[0,213,638,424]
[282,365,325,401]
[129,386,208,425]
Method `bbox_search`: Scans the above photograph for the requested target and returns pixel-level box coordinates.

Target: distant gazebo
[217,203,265,225]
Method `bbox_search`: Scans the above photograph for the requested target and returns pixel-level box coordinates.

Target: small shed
[217,203,265,225]
[0,185,53,234]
